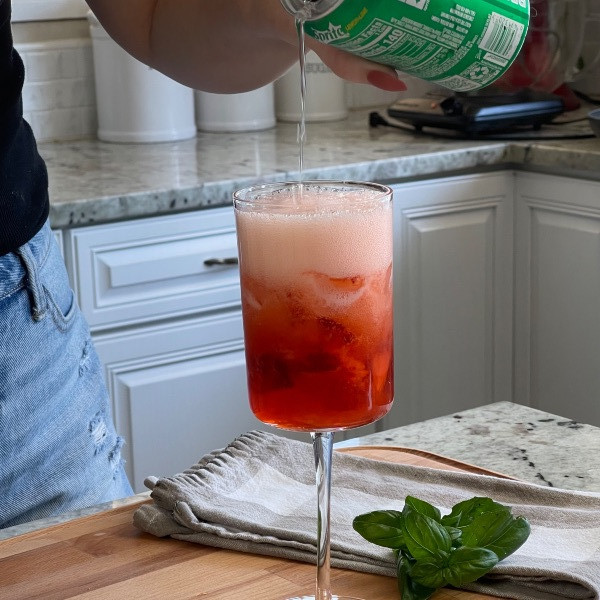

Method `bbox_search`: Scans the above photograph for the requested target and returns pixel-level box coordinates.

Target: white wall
[11,0,87,22]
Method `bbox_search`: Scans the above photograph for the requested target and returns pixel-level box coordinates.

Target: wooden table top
[0,447,508,600]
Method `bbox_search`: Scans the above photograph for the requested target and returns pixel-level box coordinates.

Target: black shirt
[0,0,49,255]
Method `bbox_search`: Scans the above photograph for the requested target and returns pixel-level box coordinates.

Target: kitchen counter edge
[41,109,600,229]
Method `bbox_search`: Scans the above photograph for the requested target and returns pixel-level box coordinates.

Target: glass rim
[233,180,392,211]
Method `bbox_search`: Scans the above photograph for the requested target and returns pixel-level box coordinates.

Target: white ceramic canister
[275,51,347,122]
[88,12,196,143]
[195,85,276,132]
[572,0,600,97]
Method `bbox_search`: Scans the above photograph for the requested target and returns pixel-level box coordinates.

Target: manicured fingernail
[367,70,407,92]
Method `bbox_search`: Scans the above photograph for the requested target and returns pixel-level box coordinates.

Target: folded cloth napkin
[133,430,600,600]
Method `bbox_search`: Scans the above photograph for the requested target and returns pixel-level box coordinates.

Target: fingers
[366,70,408,92]
[308,40,407,91]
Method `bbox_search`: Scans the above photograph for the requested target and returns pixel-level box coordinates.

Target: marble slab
[341,401,600,493]
[40,108,600,228]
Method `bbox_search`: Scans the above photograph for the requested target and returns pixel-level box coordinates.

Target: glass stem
[311,431,334,600]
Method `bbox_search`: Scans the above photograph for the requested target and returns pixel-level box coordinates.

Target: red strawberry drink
[234,181,393,432]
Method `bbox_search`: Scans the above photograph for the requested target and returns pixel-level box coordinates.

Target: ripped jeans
[0,221,133,529]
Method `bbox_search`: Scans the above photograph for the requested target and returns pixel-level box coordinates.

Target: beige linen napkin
[133,430,600,600]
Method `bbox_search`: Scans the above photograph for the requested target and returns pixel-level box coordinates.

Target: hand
[85,0,406,94]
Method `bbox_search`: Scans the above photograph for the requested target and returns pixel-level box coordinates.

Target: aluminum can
[281,0,530,92]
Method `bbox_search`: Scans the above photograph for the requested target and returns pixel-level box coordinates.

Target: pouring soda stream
[296,13,308,181]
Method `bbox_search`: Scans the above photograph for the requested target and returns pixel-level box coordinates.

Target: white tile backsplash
[15,26,97,143]
[24,44,84,82]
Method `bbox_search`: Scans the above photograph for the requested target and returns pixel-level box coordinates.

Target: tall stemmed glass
[234,181,394,600]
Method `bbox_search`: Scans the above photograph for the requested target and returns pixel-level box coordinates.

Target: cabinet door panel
[116,350,258,492]
[514,173,600,425]
[388,173,513,426]
[406,209,494,412]
[94,312,248,492]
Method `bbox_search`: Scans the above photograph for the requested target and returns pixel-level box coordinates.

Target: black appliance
[386,89,565,135]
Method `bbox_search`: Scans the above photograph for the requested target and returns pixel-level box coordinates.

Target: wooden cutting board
[0,447,512,600]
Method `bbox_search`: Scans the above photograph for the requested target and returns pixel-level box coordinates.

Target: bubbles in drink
[236,184,392,289]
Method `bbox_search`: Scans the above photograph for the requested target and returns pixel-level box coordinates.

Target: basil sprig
[353,496,530,600]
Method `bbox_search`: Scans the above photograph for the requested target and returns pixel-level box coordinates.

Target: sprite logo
[311,22,350,44]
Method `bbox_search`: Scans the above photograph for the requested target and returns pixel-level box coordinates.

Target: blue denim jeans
[0,221,133,529]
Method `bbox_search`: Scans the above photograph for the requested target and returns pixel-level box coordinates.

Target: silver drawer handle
[203,257,239,266]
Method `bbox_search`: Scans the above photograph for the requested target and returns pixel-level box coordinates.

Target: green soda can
[281,0,530,92]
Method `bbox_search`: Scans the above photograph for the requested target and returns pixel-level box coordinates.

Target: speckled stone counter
[41,108,600,229]
[2,401,598,540]
[341,401,600,492]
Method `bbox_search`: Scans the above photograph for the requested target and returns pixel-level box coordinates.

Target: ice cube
[304,272,366,308]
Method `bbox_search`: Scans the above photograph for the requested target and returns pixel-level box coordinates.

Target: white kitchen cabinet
[514,172,600,426]
[385,172,514,427]
[59,169,600,485]
[92,311,261,492]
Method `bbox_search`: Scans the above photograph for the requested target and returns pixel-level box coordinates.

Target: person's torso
[0,0,19,110]
[0,0,50,256]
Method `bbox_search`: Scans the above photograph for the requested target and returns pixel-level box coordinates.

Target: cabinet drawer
[65,208,240,330]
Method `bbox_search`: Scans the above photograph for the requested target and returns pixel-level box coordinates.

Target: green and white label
[303,0,530,91]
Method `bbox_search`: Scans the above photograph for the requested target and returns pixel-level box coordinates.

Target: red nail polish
[367,70,407,92]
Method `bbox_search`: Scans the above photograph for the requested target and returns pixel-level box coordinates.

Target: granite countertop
[41,107,600,229]
[342,401,600,492]
[2,401,598,541]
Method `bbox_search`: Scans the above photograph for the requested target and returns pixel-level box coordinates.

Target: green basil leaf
[441,497,509,528]
[462,514,531,560]
[496,517,530,559]
[356,495,531,600]
[404,496,442,522]
[410,560,448,589]
[352,510,406,549]
[402,508,452,561]
[459,508,512,546]
[397,554,438,600]
[444,546,499,586]
[445,526,463,544]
